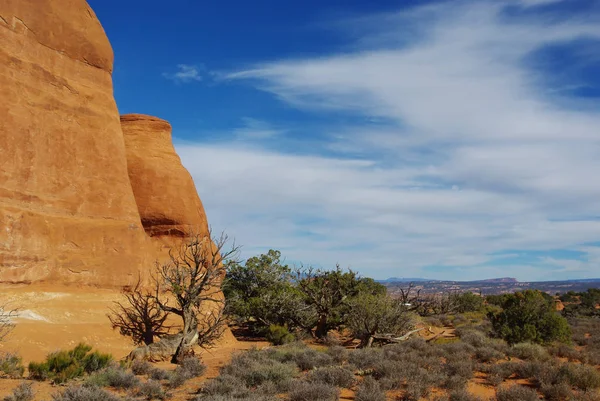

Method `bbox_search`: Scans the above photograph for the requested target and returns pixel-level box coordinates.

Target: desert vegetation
[1,249,599,401]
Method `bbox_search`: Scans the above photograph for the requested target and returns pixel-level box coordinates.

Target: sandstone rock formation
[0,0,210,287]
[121,114,209,244]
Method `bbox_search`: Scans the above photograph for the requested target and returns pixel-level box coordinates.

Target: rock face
[121,114,209,243]
[0,0,210,287]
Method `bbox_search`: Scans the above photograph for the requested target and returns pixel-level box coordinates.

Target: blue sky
[89,0,600,281]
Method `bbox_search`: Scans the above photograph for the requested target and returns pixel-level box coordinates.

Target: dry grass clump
[50,385,123,401]
[86,364,140,389]
[288,380,339,401]
[138,379,167,400]
[131,359,152,375]
[495,384,539,401]
[0,353,25,379]
[355,377,386,401]
[2,382,34,401]
[307,366,355,388]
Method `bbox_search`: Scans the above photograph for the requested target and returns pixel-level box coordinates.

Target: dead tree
[153,231,238,363]
[107,278,171,345]
[0,304,16,342]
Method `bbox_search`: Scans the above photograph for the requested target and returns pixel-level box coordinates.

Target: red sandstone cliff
[0,0,211,287]
[120,114,210,243]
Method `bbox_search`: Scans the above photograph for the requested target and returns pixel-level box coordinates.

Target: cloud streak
[179,0,600,280]
[163,64,203,83]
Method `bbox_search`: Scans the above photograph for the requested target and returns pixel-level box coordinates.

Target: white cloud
[163,64,203,83]
[178,0,600,280]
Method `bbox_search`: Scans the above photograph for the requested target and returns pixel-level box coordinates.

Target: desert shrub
[453,292,485,313]
[346,293,415,347]
[443,374,468,391]
[307,366,355,388]
[558,363,600,391]
[221,349,298,387]
[401,379,430,401]
[540,382,574,401]
[266,325,295,345]
[485,362,517,386]
[131,359,152,375]
[548,343,582,361]
[574,392,600,401]
[475,347,504,363]
[458,329,489,348]
[444,359,474,380]
[424,316,444,327]
[348,347,383,370]
[288,380,339,401]
[51,385,122,401]
[87,365,140,389]
[495,385,539,401]
[148,367,171,380]
[355,376,385,401]
[28,343,112,383]
[0,353,25,378]
[138,379,167,400]
[488,290,571,345]
[198,374,250,398]
[447,389,483,401]
[509,342,551,361]
[177,356,206,378]
[439,341,475,358]
[3,382,34,401]
[325,346,348,364]
[514,360,561,386]
[168,371,188,389]
[267,344,333,371]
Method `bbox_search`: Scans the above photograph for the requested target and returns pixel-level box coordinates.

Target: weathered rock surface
[0,0,210,287]
[121,114,209,243]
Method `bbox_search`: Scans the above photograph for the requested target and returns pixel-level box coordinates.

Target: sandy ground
[0,283,257,400]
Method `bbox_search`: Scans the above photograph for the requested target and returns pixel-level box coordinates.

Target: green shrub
[28,343,112,384]
[509,342,551,361]
[0,353,25,378]
[307,366,355,388]
[488,290,571,345]
[2,382,34,401]
[495,385,539,401]
[266,325,295,345]
[288,380,339,401]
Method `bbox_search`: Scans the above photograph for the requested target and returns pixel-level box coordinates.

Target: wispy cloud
[163,64,203,83]
[178,0,600,280]
[233,118,286,141]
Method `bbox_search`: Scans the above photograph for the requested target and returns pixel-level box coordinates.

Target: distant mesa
[0,0,209,287]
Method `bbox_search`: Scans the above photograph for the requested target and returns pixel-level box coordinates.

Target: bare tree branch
[0,304,17,342]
